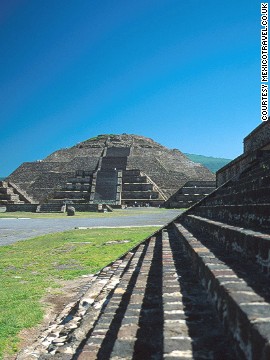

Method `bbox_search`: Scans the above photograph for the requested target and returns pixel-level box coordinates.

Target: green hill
[184,153,231,173]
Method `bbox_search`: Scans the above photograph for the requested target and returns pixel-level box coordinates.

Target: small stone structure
[5,134,214,210]
[165,180,216,208]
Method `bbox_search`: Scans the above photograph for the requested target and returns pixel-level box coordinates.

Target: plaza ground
[0,208,181,246]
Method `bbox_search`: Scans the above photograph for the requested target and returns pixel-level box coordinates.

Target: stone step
[161,228,236,359]
[76,229,236,359]
[217,156,270,189]
[231,169,270,190]
[80,238,156,359]
[203,187,270,206]
[238,159,270,182]
[121,191,159,200]
[0,199,24,205]
[101,157,127,171]
[216,176,270,197]
[179,186,216,195]
[122,169,141,176]
[166,200,199,208]
[122,183,153,191]
[39,204,63,212]
[75,170,93,177]
[184,180,216,187]
[173,221,270,359]
[106,148,130,157]
[64,184,90,191]
[181,214,270,274]
[0,187,15,195]
[0,193,20,201]
[54,191,89,199]
[192,204,270,234]
[66,177,92,184]
[122,200,165,207]
[173,194,206,202]
[122,176,147,183]
[61,243,146,359]
[48,199,91,204]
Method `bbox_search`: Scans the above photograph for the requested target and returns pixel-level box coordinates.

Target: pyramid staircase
[90,146,166,206]
[42,147,166,208]
[89,147,128,205]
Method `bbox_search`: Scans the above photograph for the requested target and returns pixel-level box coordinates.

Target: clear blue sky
[1,0,261,176]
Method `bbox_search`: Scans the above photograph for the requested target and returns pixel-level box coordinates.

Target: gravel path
[0,209,181,245]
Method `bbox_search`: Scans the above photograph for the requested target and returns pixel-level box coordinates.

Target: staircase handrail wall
[141,172,168,201]
[8,181,37,204]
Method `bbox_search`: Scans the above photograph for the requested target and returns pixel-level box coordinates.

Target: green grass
[0,208,171,219]
[0,226,158,358]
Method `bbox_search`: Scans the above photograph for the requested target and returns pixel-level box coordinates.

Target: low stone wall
[3,203,99,212]
[72,204,99,211]
[6,204,38,212]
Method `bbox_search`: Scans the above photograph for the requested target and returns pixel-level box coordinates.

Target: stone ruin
[1,134,214,211]
[165,180,216,208]
[17,120,270,359]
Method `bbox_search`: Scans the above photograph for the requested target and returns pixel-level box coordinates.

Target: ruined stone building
[1,134,214,210]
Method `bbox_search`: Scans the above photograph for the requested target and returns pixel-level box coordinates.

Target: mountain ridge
[184,153,232,173]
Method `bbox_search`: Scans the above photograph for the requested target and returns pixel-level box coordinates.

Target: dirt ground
[4,275,93,360]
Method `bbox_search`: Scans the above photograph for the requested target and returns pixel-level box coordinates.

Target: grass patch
[0,226,158,358]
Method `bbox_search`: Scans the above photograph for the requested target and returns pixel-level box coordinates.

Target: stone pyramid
[6,134,214,206]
